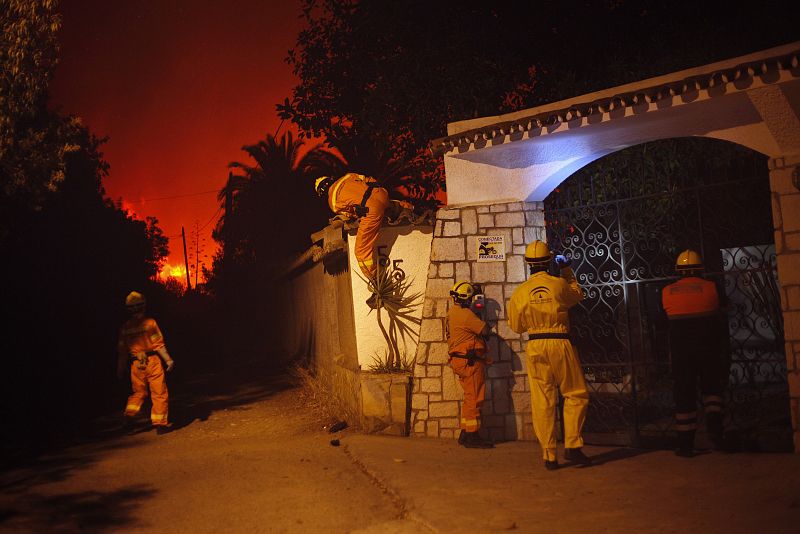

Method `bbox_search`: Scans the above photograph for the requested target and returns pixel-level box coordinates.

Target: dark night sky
[50,0,305,280]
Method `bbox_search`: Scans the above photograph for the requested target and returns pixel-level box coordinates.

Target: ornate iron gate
[544,142,792,451]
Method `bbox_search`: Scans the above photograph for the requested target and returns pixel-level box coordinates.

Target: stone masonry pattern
[410,201,546,441]
[769,155,800,453]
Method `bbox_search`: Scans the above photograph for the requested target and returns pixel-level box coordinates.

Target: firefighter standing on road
[315,173,392,281]
[507,241,592,470]
[447,281,494,449]
[117,291,175,434]
[661,249,726,457]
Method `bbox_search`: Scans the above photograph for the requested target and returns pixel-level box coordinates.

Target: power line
[163,205,223,241]
[124,189,220,203]
[199,206,223,232]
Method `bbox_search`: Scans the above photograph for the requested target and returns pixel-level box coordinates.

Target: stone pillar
[410,201,546,441]
[769,154,800,452]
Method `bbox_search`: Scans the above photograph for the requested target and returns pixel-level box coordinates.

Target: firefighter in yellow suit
[315,173,391,280]
[447,281,494,449]
[661,249,726,457]
[117,291,175,434]
[507,241,592,470]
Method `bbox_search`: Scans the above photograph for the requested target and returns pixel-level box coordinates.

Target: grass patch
[290,363,360,431]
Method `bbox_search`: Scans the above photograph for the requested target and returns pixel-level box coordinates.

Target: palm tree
[214,131,346,271]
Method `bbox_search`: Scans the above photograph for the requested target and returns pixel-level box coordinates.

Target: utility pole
[181,226,192,291]
[195,221,200,289]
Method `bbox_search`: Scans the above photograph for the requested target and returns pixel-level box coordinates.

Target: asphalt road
[3,358,800,533]
[0,363,414,533]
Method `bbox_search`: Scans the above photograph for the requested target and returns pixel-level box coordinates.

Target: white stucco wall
[348,225,434,369]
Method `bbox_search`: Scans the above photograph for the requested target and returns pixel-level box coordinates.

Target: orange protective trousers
[124,355,169,426]
[450,357,486,432]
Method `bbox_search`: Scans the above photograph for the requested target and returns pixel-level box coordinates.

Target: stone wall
[769,155,800,452]
[410,201,547,441]
[273,252,361,420]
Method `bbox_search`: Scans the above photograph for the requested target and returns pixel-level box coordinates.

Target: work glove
[554,254,572,269]
[157,348,175,372]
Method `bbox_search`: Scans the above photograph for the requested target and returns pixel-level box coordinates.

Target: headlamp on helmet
[315,176,336,198]
[675,249,703,274]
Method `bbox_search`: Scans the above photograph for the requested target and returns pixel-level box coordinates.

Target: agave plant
[357,265,423,371]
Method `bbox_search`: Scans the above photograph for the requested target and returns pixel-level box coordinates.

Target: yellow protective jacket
[507,268,583,335]
[327,173,390,279]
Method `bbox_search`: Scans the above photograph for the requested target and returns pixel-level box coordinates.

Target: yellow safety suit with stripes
[117,315,170,426]
[507,267,588,462]
[326,173,390,279]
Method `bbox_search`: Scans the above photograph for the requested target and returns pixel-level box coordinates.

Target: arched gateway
[414,41,800,451]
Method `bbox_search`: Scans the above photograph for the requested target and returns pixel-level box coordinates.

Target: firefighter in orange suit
[661,250,726,457]
[117,291,175,434]
[447,281,494,449]
[315,173,392,280]
[507,241,592,470]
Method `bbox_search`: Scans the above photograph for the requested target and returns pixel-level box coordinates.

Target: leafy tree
[1,0,173,449]
[280,0,796,212]
[0,0,77,223]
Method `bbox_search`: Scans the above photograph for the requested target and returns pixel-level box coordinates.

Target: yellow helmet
[125,291,146,312]
[524,240,552,264]
[450,281,475,303]
[315,176,336,197]
[675,249,703,272]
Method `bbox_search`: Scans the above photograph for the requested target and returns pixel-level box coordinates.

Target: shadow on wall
[482,296,520,442]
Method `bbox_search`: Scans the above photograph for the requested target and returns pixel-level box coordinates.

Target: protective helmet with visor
[315,176,337,198]
[125,291,146,314]
[450,281,475,305]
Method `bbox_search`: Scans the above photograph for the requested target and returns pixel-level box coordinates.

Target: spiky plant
[357,265,422,370]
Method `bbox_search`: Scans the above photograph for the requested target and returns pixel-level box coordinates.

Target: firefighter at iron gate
[117,291,175,434]
[507,240,592,470]
[447,281,494,449]
[315,173,410,282]
[661,249,727,457]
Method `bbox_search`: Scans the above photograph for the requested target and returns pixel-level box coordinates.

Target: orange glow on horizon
[50,1,304,276]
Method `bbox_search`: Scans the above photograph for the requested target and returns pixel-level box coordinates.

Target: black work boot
[462,431,494,449]
[544,460,559,471]
[564,448,593,465]
[458,429,466,445]
[155,424,173,435]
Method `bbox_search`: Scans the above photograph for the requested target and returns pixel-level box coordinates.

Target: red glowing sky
[50,0,305,282]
